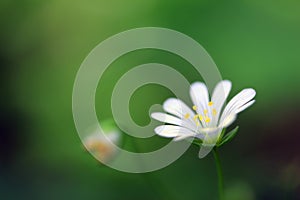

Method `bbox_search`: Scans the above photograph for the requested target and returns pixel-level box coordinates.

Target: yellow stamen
[204,109,208,114]
[199,115,203,121]
[192,105,197,111]
[193,114,198,120]
[208,101,214,106]
[184,113,190,119]
[205,117,211,123]
[212,109,217,116]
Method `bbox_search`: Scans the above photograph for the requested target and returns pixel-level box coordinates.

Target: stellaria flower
[83,120,121,162]
[151,80,256,156]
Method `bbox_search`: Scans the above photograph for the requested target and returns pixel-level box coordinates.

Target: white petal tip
[150,112,161,120]
[245,88,256,96]
[220,80,232,86]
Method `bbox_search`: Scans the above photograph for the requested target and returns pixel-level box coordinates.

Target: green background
[1,0,300,199]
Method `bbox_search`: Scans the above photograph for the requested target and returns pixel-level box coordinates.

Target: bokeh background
[1,0,300,199]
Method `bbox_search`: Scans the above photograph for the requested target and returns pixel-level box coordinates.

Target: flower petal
[154,125,196,138]
[236,100,255,113]
[211,80,232,125]
[151,112,196,131]
[220,88,256,124]
[198,127,219,134]
[189,82,209,126]
[219,114,236,128]
[173,132,197,141]
[163,98,199,127]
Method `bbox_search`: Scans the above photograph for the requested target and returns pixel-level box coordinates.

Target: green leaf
[218,128,226,141]
[217,126,239,147]
[191,138,203,147]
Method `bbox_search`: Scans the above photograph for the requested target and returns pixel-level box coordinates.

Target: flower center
[184,101,218,126]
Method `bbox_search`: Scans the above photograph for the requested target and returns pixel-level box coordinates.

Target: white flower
[151,80,256,146]
[83,128,121,162]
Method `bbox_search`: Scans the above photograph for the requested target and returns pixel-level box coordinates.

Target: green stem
[213,148,224,200]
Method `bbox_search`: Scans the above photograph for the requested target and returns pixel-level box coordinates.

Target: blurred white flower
[151,80,256,145]
[83,126,121,162]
